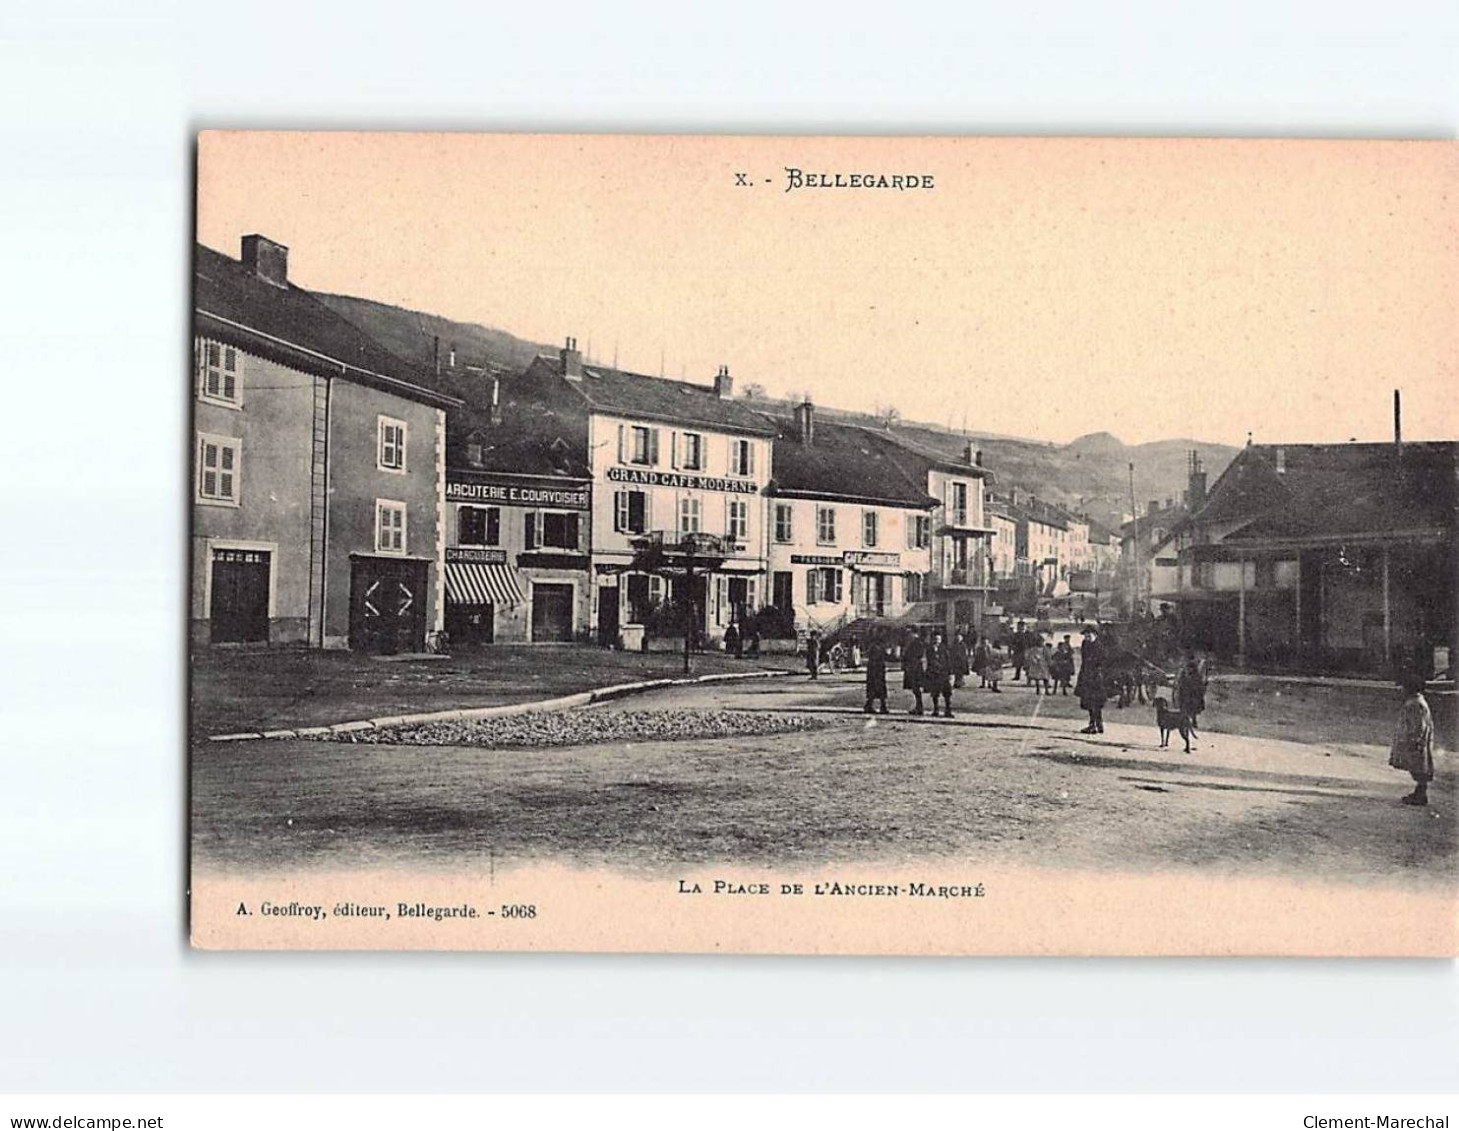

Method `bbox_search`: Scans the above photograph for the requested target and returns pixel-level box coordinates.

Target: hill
[745,400,1237,531]
[314,292,550,373]
[315,290,1238,529]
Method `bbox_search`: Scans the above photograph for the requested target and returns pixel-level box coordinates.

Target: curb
[208,668,793,742]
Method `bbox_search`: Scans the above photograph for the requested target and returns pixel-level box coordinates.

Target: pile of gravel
[318,709,836,749]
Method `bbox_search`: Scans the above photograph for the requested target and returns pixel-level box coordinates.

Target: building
[764,404,937,633]
[1170,440,1456,675]
[191,236,459,651]
[518,343,776,646]
[1119,496,1190,615]
[442,376,594,644]
[876,437,995,634]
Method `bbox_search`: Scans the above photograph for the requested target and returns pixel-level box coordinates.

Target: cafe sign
[606,466,759,495]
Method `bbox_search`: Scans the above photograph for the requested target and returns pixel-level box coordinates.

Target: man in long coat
[925,630,955,718]
[902,628,927,716]
[863,640,890,715]
[950,631,972,688]
[1075,626,1107,734]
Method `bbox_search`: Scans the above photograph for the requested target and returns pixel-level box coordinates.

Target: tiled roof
[766,418,938,507]
[193,243,459,409]
[445,372,591,478]
[534,356,776,436]
[1209,442,1456,542]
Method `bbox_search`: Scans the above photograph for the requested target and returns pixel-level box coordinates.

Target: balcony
[939,563,988,590]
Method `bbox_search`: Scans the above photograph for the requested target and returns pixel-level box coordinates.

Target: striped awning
[445,562,525,606]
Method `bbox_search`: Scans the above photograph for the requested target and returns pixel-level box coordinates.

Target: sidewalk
[190,645,794,739]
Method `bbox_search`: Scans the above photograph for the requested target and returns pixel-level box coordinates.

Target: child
[1389,672,1435,806]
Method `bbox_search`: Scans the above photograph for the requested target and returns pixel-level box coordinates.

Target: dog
[1153,696,1192,752]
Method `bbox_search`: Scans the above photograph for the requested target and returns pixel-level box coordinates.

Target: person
[925,630,954,718]
[864,639,890,715]
[1075,625,1106,734]
[1023,631,1052,694]
[724,621,741,659]
[806,630,821,680]
[1051,635,1075,696]
[1174,652,1207,737]
[951,631,971,689]
[982,640,1004,693]
[1011,619,1028,682]
[1389,671,1435,806]
[973,635,991,688]
[745,625,761,658]
[902,628,927,715]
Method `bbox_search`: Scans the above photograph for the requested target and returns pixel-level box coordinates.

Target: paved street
[192,673,1454,885]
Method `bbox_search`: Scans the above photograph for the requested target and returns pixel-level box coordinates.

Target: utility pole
[1128,461,1141,616]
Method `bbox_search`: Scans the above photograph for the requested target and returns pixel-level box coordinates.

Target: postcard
[190,133,1456,953]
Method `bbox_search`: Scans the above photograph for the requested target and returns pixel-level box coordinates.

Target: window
[862,509,879,548]
[773,503,793,543]
[678,496,702,536]
[196,433,240,505]
[527,511,579,551]
[678,432,704,470]
[465,439,485,468]
[541,512,579,550]
[807,567,843,605]
[378,417,407,472]
[458,506,499,546]
[730,438,756,477]
[614,490,647,534]
[376,500,406,554]
[727,499,749,543]
[905,572,926,602]
[622,425,659,466]
[910,514,930,549]
[948,481,969,526]
[816,506,836,545]
[196,339,240,406]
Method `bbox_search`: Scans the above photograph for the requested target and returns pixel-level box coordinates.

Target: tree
[628,532,729,673]
[739,382,768,400]
[874,402,902,427]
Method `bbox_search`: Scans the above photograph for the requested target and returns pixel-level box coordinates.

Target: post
[1237,554,1247,668]
[1382,547,1392,668]
[1128,462,1140,615]
[1293,557,1302,663]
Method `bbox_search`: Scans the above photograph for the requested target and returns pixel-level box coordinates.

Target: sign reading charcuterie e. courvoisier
[446,473,590,510]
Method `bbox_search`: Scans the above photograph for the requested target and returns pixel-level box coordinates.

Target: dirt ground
[189,645,794,737]
[192,675,1455,887]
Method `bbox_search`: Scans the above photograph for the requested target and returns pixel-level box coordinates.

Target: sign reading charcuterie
[446,473,590,510]
[446,547,508,564]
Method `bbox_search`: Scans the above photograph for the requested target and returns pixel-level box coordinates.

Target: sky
[197,133,1456,447]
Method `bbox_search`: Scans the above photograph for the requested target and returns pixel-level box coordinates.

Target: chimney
[240,234,288,287]
[963,441,977,466]
[448,343,457,369]
[433,335,440,376]
[1275,447,1286,475]
[714,364,733,399]
[974,448,983,468]
[796,400,815,445]
[1394,389,1403,450]
[1187,451,1208,510]
[489,376,503,427]
[561,336,583,380]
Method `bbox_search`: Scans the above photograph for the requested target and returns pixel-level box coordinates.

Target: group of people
[851,622,1085,721]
